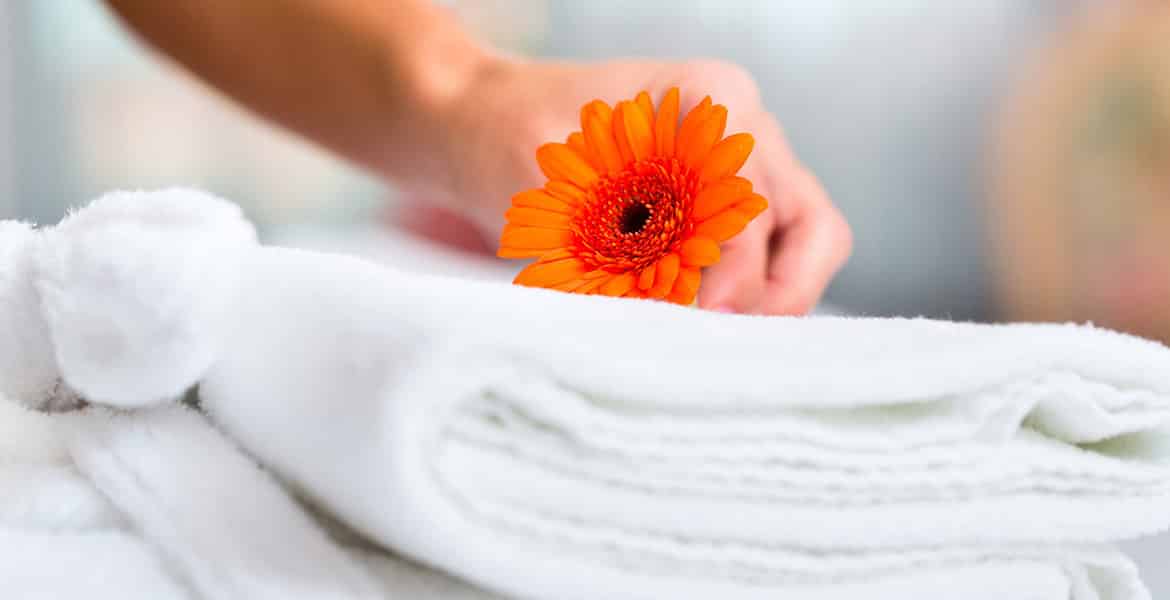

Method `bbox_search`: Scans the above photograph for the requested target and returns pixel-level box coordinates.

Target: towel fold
[11,190,1170,599]
[188,246,1170,600]
[66,405,384,600]
[0,397,192,599]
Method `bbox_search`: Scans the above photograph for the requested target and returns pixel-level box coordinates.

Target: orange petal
[692,177,753,221]
[499,225,573,252]
[581,101,623,174]
[544,181,586,207]
[552,279,585,291]
[699,133,754,183]
[635,92,656,152]
[501,248,575,264]
[537,248,576,262]
[675,96,712,158]
[679,237,721,267]
[692,208,752,243]
[647,253,680,298]
[617,100,654,162]
[599,271,636,297]
[654,88,680,158]
[680,105,728,170]
[566,131,600,170]
[514,257,587,288]
[497,247,546,259]
[666,268,702,305]
[635,92,655,124]
[512,189,573,214]
[697,193,769,234]
[611,102,636,166]
[624,288,646,299]
[573,275,609,294]
[536,143,598,188]
[735,192,769,219]
[637,264,656,290]
[505,206,572,229]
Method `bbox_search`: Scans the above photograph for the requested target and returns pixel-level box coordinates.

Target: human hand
[404,57,851,315]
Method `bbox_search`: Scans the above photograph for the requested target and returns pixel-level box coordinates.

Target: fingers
[694,108,781,312]
[696,215,769,311]
[759,165,852,315]
[708,105,851,316]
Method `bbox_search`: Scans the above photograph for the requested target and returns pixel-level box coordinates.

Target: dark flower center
[619,203,652,234]
[569,157,700,272]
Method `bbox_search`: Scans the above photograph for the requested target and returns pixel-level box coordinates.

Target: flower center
[571,158,699,272]
[619,203,652,234]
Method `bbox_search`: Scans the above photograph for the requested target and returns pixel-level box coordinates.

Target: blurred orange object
[990,1,1170,342]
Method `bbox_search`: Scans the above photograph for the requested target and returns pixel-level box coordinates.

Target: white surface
[5,197,1169,599]
[269,223,1170,599]
[1123,539,1170,599]
[202,248,1170,599]
[0,393,496,600]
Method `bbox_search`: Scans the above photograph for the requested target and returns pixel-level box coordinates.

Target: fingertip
[761,290,818,316]
[757,166,850,317]
[696,283,734,311]
[696,241,767,312]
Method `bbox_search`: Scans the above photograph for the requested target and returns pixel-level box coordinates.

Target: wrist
[406,16,497,121]
[372,4,499,190]
[412,48,528,225]
[438,55,527,228]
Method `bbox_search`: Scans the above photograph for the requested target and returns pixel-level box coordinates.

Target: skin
[104,0,851,315]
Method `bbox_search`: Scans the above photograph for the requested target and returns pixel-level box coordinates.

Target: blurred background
[1,0,1169,593]
[9,0,1170,334]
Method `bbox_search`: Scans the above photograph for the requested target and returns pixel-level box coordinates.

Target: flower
[497,89,768,304]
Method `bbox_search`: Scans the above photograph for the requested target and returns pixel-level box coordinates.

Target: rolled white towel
[0,221,59,409]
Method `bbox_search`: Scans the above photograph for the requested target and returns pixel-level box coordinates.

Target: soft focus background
[5,0,1168,324]
[11,0,1170,329]
[2,0,1168,593]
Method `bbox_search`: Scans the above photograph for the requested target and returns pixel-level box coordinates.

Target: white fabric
[192,248,1170,600]
[66,405,384,600]
[0,191,491,599]
[0,393,493,599]
[0,398,190,599]
[4,189,1170,599]
[0,221,58,408]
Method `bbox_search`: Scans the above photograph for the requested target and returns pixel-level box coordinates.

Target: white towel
[185,248,1168,600]
[66,405,385,600]
[0,397,191,599]
[13,190,1170,599]
[0,392,495,600]
[0,196,492,599]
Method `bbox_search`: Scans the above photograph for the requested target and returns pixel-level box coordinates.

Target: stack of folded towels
[2,190,1169,600]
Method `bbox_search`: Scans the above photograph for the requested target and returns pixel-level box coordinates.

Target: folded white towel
[0,393,507,599]
[0,528,192,599]
[188,249,1168,600]
[14,190,1170,599]
[68,405,385,600]
[0,395,192,599]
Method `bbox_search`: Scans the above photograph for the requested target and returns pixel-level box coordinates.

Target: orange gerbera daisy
[497,88,768,305]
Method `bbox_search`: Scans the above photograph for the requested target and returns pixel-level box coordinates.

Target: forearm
[103,0,491,186]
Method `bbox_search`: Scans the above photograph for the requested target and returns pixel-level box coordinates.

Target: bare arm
[103,0,489,187]
[102,0,852,315]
